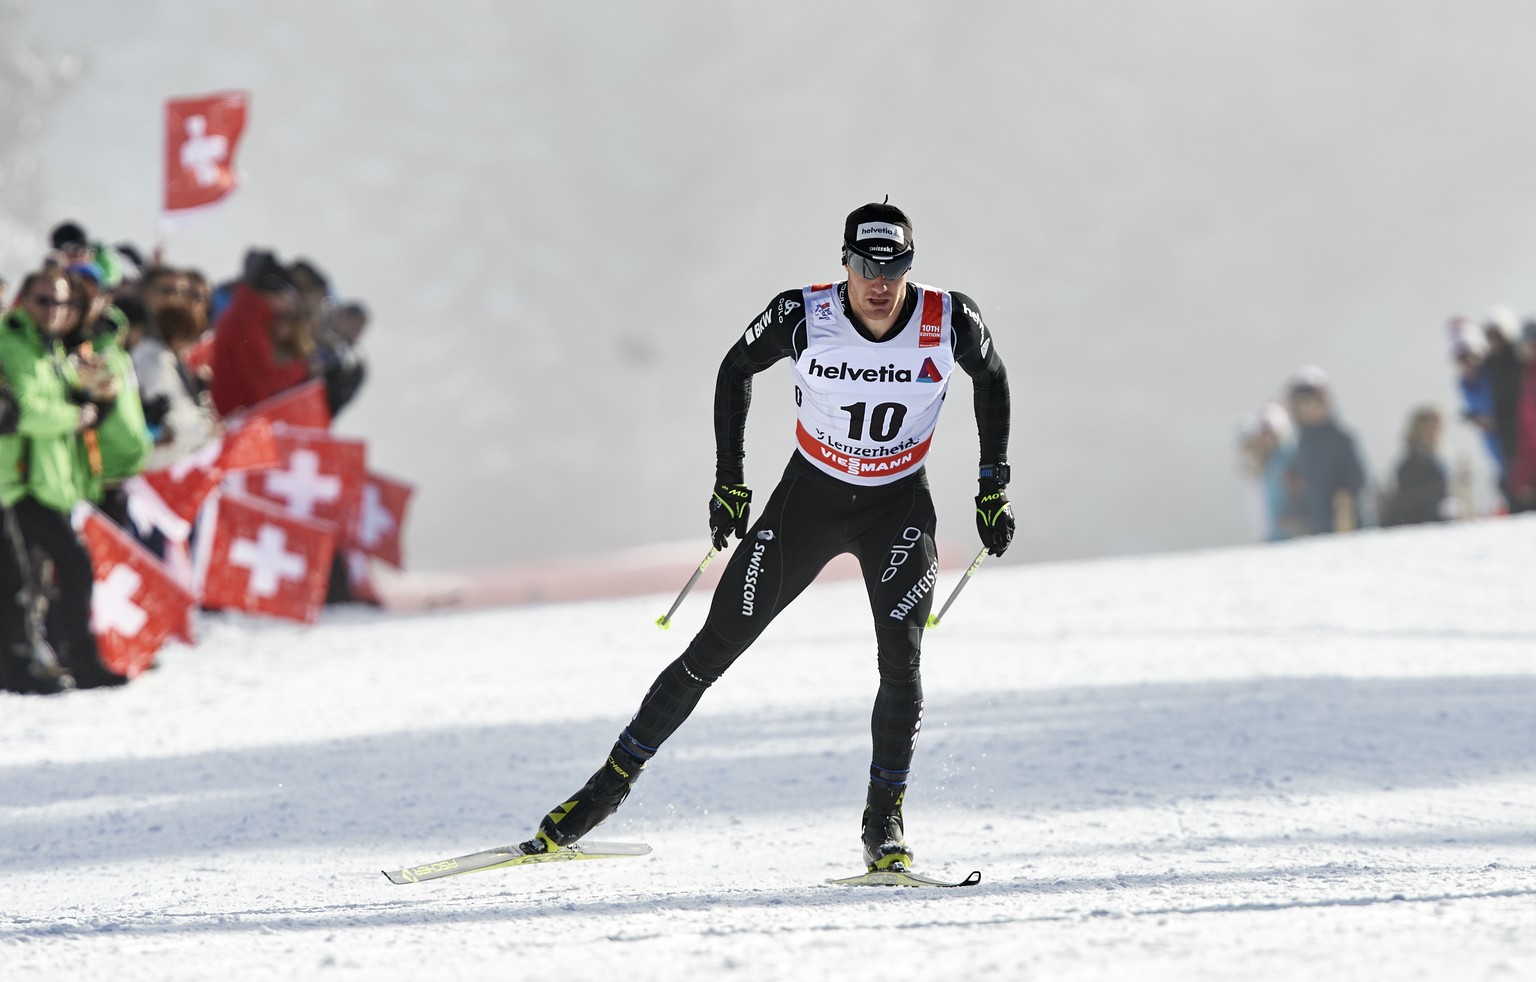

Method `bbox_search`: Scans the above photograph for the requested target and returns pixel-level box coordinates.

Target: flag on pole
[165,90,249,213]
[348,471,414,568]
[196,492,337,624]
[73,504,197,678]
[240,426,366,532]
[132,417,281,524]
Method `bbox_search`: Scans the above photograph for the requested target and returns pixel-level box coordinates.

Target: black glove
[708,482,752,550]
[975,480,1015,556]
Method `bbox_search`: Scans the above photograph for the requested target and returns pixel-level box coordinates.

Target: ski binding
[827,863,982,888]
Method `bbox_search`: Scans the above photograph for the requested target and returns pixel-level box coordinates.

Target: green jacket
[79,305,151,495]
[0,307,88,512]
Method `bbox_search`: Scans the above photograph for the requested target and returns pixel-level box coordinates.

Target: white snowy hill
[4,518,1534,981]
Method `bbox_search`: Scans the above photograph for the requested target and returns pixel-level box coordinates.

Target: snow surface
[4,519,1535,981]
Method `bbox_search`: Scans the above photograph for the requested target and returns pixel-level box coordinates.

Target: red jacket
[208,283,311,417]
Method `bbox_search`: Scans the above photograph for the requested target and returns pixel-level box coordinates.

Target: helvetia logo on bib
[916,357,943,383]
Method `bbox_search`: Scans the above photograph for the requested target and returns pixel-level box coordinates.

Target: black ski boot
[861,779,913,871]
[522,741,647,854]
[55,641,127,690]
[0,641,73,695]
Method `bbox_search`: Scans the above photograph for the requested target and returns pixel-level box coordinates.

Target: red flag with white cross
[135,417,281,524]
[348,471,413,568]
[240,380,331,431]
[165,90,248,213]
[219,417,283,472]
[240,426,366,532]
[197,492,336,623]
[73,504,197,678]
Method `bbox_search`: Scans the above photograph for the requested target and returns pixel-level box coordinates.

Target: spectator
[1507,322,1536,513]
[1381,406,1450,526]
[139,265,194,320]
[47,220,126,287]
[113,294,152,353]
[114,241,147,276]
[1481,309,1523,501]
[48,220,93,266]
[0,268,126,689]
[208,250,316,416]
[63,266,152,528]
[315,300,369,417]
[288,259,331,315]
[1238,401,1299,541]
[1449,316,1504,481]
[183,267,214,334]
[134,301,220,472]
[1284,367,1367,534]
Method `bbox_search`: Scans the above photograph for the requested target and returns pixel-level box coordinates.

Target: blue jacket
[1287,420,1365,534]
[1458,370,1504,473]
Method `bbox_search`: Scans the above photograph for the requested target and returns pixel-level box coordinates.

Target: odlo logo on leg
[881,527,924,583]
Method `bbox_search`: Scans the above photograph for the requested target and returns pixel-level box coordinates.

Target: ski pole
[655,546,719,629]
[925,548,988,628]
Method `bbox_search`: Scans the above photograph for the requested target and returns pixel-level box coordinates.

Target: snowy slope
[3,518,1535,981]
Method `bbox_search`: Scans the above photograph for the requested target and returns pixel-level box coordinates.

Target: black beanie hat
[50,220,89,251]
[843,201,913,260]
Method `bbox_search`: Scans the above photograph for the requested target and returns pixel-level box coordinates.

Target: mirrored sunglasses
[845,248,914,282]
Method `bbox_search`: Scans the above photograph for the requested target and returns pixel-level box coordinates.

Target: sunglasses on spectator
[845,248,914,281]
[30,295,67,308]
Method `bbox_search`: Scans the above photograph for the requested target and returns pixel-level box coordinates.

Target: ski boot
[521,741,647,855]
[0,641,73,695]
[861,779,913,871]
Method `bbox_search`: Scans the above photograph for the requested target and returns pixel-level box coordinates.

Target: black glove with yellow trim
[975,479,1015,557]
[708,482,753,550]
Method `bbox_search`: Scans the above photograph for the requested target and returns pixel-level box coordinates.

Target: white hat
[1287,365,1330,395]
[1485,305,1520,339]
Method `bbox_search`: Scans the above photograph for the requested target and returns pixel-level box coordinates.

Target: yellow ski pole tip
[656,616,671,629]
[925,615,940,628]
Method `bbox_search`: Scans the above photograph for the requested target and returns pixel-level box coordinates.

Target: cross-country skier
[523,200,1014,871]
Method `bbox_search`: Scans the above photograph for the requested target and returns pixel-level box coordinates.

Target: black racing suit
[617,282,1010,786]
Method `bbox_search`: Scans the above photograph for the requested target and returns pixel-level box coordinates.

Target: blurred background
[5,0,1536,574]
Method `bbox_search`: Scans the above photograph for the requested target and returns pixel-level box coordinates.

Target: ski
[382,840,651,884]
[828,866,982,889]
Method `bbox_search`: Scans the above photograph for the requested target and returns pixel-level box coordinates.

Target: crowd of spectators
[1239,367,1371,541]
[1240,307,1536,542]
[1448,308,1536,514]
[1,219,370,695]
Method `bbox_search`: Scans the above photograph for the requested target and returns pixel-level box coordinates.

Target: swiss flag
[197,492,336,624]
[241,427,366,531]
[136,418,281,524]
[348,471,413,568]
[165,90,248,213]
[73,504,197,678]
[220,417,284,472]
[240,380,331,431]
